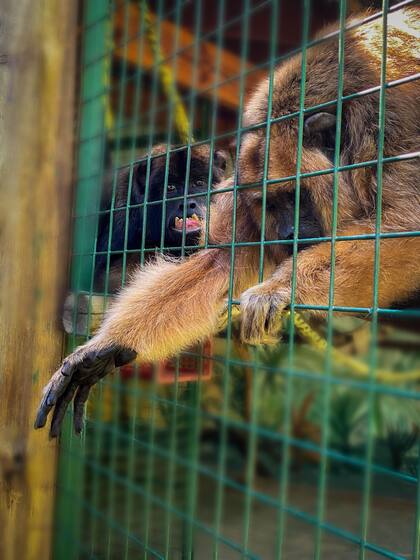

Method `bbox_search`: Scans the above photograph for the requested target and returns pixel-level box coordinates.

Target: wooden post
[0,1,78,559]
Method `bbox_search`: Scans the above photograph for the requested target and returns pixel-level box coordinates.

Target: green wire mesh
[54,1,420,559]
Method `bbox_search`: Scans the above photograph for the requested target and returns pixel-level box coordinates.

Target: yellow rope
[104,15,115,131]
[219,304,420,384]
[143,1,193,144]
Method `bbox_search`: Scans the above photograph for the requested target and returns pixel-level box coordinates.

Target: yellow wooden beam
[0,1,77,559]
[114,4,266,110]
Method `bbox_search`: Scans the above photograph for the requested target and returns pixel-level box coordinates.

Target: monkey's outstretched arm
[100,249,231,360]
[35,248,232,437]
[240,232,420,344]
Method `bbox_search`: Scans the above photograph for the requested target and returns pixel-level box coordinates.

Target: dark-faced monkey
[62,144,226,335]
[36,7,420,437]
[95,143,227,292]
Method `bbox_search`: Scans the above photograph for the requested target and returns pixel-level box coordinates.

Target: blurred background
[1,1,419,559]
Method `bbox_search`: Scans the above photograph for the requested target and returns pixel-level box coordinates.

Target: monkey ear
[213,150,227,172]
[304,112,336,136]
[133,160,148,193]
[134,152,163,189]
[304,112,337,157]
[132,156,157,203]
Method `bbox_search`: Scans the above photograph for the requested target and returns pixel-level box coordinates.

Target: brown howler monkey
[36,7,420,437]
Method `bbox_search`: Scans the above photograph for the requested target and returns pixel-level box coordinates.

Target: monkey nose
[178,201,197,212]
[286,227,295,240]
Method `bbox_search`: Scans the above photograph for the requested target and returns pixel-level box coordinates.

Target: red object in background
[119,339,213,384]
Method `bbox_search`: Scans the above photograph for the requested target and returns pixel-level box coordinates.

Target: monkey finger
[70,348,136,434]
[34,344,94,430]
[240,293,269,344]
[240,288,287,345]
[34,344,135,433]
[49,382,79,438]
[34,365,75,429]
[264,299,285,339]
[73,385,92,435]
[34,384,55,429]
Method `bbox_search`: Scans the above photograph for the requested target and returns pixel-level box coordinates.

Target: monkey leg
[240,235,420,344]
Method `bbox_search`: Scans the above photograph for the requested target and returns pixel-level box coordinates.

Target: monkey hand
[34,340,137,438]
[240,282,290,345]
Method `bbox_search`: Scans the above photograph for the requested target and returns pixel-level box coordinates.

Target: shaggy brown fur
[35,7,420,435]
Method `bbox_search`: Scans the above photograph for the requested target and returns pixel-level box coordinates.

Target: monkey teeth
[174,214,202,232]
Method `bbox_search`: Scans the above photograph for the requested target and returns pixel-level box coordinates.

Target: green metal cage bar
[55,0,420,558]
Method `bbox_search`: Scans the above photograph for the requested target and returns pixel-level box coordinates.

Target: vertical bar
[359,2,389,558]
[204,0,226,249]
[313,0,346,557]
[160,2,186,556]
[180,0,204,554]
[275,0,311,557]
[0,0,77,555]
[413,449,420,560]
[122,4,148,558]
[141,0,166,554]
[55,1,110,558]
[213,0,251,557]
[241,0,279,555]
[101,1,133,556]
[83,1,114,552]
[184,0,227,556]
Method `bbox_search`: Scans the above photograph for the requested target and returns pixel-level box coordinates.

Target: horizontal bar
[78,69,420,147]
[72,228,420,263]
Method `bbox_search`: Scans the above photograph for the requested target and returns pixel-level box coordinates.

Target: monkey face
[95,144,227,290]
[237,26,401,245]
[267,188,323,253]
[249,185,324,254]
[134,145,227,248]
[158,179,208,246]
[238,116,330,252]
[237,49,353,247]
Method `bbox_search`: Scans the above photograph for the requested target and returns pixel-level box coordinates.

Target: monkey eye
[195,180,206,188]
[167,184,177,192]
[303,112,337,158]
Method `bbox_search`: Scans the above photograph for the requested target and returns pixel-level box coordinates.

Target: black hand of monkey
[34,344,137,438]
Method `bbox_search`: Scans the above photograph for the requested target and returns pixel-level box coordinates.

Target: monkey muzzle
[169,206,205,236]
[172,213,202,233]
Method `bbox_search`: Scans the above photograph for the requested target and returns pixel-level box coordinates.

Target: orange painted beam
[114,4,266,110]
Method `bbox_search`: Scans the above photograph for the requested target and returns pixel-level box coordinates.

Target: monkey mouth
[171,213,203,234]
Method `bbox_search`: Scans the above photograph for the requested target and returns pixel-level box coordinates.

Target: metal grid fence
[54,0,420,558]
